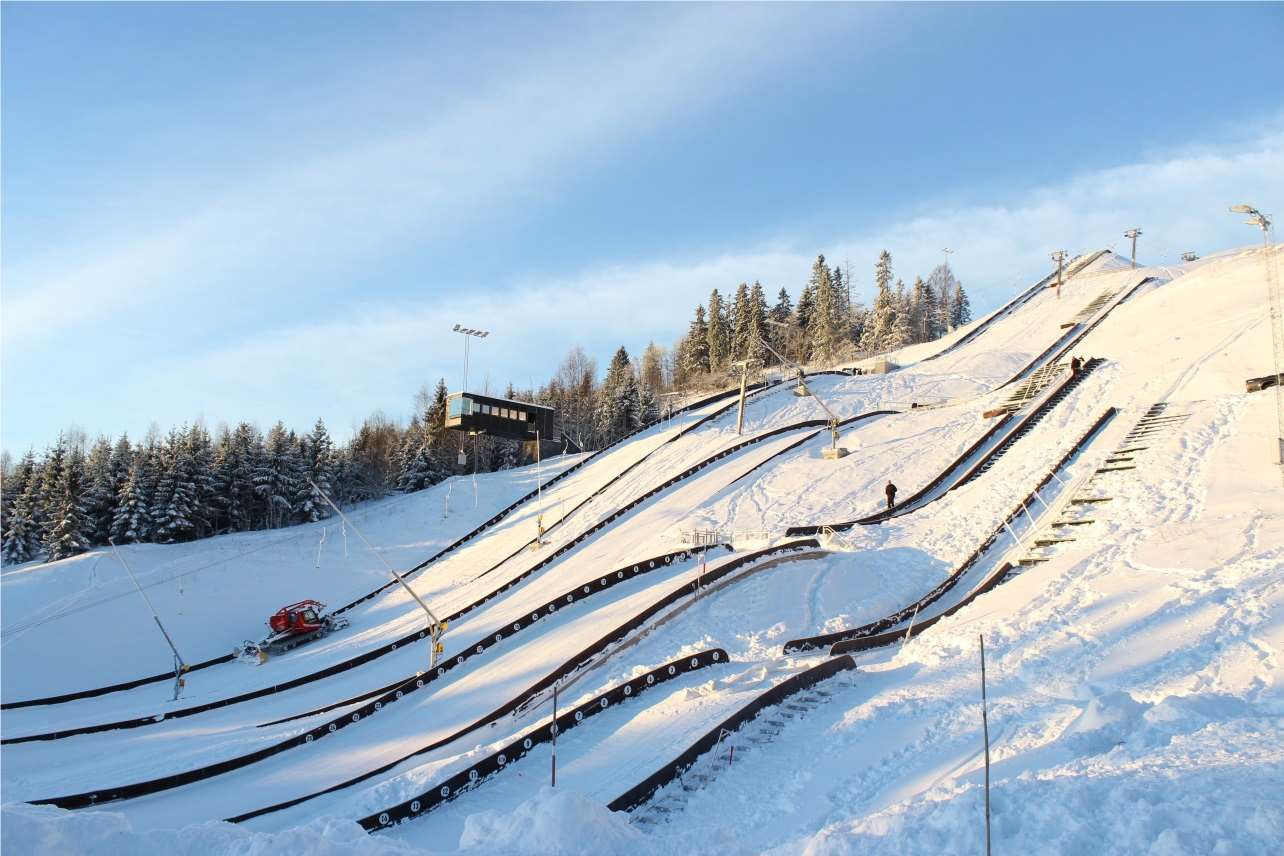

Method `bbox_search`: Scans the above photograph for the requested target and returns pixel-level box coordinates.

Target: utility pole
[731,359,754,435]
[1124,227,1143,269]
[1050,250,1068,300]
[451,324,489,394]
[943,247,953,273]
[1230,205,1282,472]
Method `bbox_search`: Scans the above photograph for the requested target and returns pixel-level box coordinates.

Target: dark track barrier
[221,539,820,824]
[784,407,1117,654]
[1,383,768,712]
[9,400,860,744]
[358,648,729,830]
[28,541,816,812]
[606,655,857,813]
[5,544,706,746]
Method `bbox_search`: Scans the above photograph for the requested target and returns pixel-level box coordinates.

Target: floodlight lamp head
[1229,204,1258,215]
[453,323,461,332]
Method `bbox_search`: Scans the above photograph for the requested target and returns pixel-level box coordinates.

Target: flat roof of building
[446,391,554,412]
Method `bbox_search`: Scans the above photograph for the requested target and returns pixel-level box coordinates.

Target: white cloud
[105,121,1281,444]
[0,4,811,350]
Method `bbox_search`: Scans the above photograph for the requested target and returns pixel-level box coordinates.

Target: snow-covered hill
[3,245,1281,855]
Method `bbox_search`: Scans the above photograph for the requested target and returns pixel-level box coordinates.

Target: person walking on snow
[884,480,897,510]
[1070,356,1082,375]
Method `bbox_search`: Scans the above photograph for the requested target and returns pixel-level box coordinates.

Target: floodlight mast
[1228,204,1283,473]
[1050,250,1068,300]
[1124,227,1143,269]
[452,324,490,395]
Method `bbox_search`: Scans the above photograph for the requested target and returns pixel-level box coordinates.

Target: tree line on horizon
[1,250,969,566]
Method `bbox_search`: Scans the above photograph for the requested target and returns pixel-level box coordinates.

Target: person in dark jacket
[1070,356,1082,375]
[884,481,897,509]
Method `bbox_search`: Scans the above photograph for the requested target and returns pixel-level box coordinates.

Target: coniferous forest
[1,251,969,566]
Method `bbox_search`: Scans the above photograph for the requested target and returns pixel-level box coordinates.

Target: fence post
[980,634,992,856]
[551,682,558,788]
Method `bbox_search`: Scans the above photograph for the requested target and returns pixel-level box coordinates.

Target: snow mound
[0,803,435,856]
[459,786,649,856]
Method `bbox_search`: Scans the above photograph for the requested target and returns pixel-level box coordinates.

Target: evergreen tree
[596,347,639,443]
[152,428,199,543]
[950,283,973,328]
[860,251,897,354]
[303,418,337,517]
[680,304,711,380]
[2,475,43,565]
[806,255,839,363]
[255,422,301,529]
[46,454,91,561]
[1,450,38,559]
[909,277,929,344]
[768,288,793,363]
[187,425,216,538]
[38,437,68,547]
[886,279,912,350]
[744,281,769,365]
[796,281,816,361]
[111,457,153,543]
[81,437,116,543]
[706,289,729,372]
[730,282,751,361]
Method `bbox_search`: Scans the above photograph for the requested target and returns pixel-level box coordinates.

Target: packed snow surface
[3,246,1282,854]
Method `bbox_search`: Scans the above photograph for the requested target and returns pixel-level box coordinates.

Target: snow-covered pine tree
[887,279,913,351]
[950,282,973,329]
[596,347,637,444]
[46,453,91,561]
[910,277,929,344]
[38,437,68,547]
[680,304,711,381]
[706,289,729,372]
[859,251,896,354]
[730,282,751,361]
[1,450,38,560]
[152,428,200,543]
[255,422,301,529]
[806,255,839,364]
[396,416,441,493]
[304,418,337,517]
[639,382,659,425]
[186,425,216,538]
[744,281,769,366]
[81,437,116,544]
[768,287,793,364]
[2,473,43,565]
[111,454,153,543]
[796,279,816,364]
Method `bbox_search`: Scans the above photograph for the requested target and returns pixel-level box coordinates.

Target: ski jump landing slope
[3,246,1282,856]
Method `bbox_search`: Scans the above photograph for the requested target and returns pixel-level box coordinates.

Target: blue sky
[3,1,1282,454]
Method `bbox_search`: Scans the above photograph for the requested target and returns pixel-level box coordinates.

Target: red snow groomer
[234,599,349,663]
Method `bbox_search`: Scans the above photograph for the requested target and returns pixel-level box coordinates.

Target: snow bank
[459,786,650,856]
[0,803,437,856]
[771,717,1284,855]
